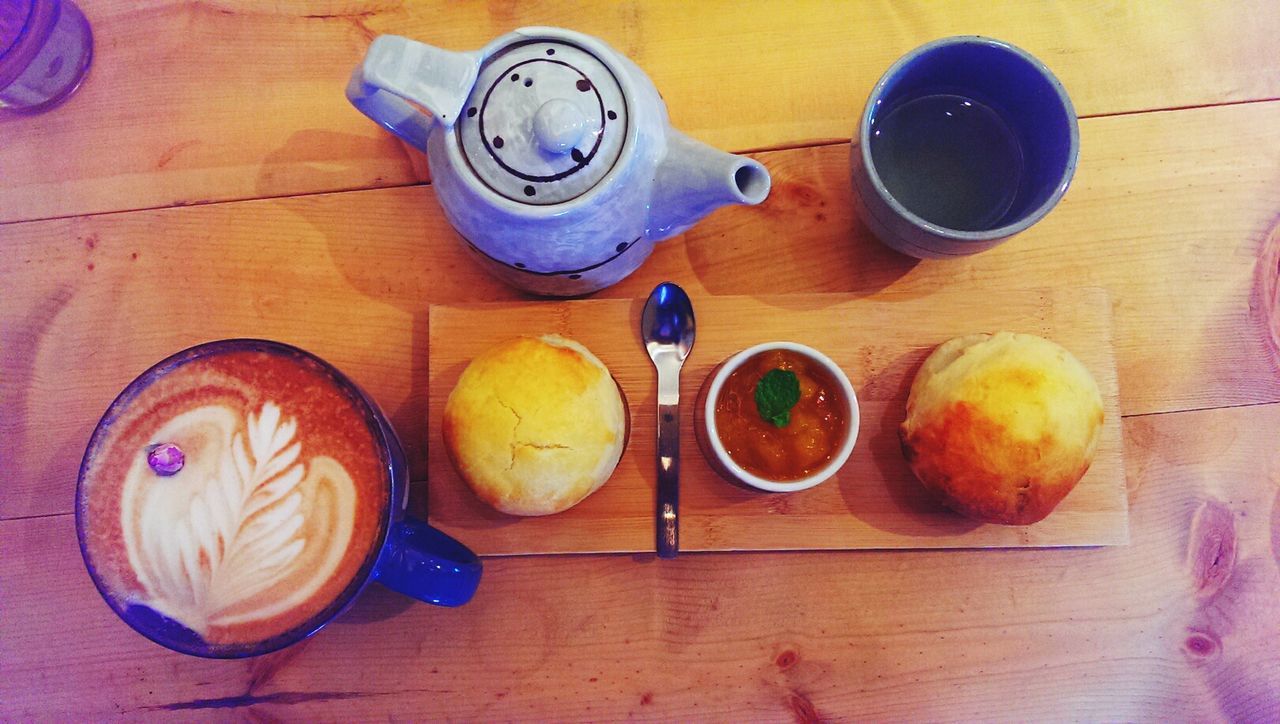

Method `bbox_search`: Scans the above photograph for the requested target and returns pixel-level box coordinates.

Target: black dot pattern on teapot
[457,40,628,206]
[463,235,642,280]
[475,59,606,184]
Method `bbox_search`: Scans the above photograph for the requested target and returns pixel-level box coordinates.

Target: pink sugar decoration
[146,443,185,476]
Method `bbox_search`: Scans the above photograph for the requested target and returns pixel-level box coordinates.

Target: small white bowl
[700,341,860,492]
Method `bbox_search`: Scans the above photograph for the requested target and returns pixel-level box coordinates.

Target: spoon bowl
[642,282,696,361]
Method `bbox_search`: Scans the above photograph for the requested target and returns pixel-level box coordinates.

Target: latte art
[121,402,355,636]
[78,345,390,653]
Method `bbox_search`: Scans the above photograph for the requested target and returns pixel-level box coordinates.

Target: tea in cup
[851,36,1079,258]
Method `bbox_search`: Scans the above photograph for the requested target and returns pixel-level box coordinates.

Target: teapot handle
[346,35,481,152]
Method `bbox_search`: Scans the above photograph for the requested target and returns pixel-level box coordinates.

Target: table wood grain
[6,104,1278,521]
[4,402,1278,719]
[3,1,1279,719]
[2,0,1279,223]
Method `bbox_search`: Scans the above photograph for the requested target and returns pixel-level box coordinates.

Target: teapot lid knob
[533,99,588,154]
[454,39,627,205]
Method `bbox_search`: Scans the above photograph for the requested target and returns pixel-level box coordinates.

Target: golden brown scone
[899,332,1104,525]
[442,335,625,516]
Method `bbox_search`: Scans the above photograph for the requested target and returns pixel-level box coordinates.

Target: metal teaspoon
[640,281,695,559]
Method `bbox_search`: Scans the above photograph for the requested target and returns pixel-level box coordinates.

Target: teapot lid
[456,38,627,205]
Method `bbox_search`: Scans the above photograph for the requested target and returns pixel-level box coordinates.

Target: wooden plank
[4,402,1277,719]
[2,1,1279,222]
[3,101,1278,521]
[427,291,1126,554]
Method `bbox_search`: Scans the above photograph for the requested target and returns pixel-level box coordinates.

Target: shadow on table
[334,580,417,625]
[254,128,428,195]
[682,152,921,303]
[254,129,514,522]
[838,348,982,538]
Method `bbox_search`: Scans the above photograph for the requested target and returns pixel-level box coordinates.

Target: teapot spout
[647,130,771,241]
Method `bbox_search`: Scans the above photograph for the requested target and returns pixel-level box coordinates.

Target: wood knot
[768,496,792,515]
[788,691,823,724]
[1183,629,1221,661]
[1188,499,1237,599]
[775,649,799,670]
[782,182,823,208]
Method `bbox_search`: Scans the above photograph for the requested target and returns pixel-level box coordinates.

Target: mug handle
[374,516,482,606]
[345,35,482,152]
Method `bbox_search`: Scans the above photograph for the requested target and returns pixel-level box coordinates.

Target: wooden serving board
[426,289,1127,555]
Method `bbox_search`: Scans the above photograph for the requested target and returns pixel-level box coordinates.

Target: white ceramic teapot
[347,27,771,296]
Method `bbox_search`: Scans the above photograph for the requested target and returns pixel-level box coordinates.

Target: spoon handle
[656,400,679,558]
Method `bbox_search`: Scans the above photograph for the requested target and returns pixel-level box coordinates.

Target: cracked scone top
[899,332,1104,525]
[442,335,626,516]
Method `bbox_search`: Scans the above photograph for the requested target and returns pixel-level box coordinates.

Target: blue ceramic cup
[76,339,481,658]
[851,36,1078,258]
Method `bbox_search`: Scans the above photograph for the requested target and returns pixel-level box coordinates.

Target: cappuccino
[78,342,390,654]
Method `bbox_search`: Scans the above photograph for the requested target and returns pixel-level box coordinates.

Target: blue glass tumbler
[0,0,93,112]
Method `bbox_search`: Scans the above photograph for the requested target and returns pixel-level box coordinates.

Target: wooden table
[4,1,1279,719]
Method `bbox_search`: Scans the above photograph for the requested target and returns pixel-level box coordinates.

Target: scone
[899,332,1104,525]
[442,335,626,516]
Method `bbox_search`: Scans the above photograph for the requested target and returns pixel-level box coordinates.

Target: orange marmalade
[713,349,848,481]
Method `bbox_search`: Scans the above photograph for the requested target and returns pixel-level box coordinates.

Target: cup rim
[74,338,396,659]
[702,341,860,493]
[858,35,1080,242]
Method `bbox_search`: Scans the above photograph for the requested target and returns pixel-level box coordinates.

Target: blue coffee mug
[75,339,481,658]
[851,36,1079,258]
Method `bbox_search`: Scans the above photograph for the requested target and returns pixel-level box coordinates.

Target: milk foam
[119,402,356,635]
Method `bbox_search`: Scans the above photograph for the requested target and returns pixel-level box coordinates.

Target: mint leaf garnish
[755,368,800,428]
